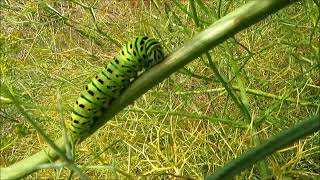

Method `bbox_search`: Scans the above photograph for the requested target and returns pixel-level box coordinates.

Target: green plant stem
[0,95,13,104]
[205,114,320,180]
[126,108,247,128]
[1,87,87,179]
[206,52,250,119]
[205,49,270,178]
[226,40,269,177]
[153,86,317,107]
[0,137,66,179]
[0,0,298,179]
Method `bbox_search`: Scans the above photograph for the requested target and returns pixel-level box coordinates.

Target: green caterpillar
[66,36,164,136]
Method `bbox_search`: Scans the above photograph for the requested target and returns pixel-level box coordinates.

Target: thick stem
[205,114,320,180]
[1,137,65,179]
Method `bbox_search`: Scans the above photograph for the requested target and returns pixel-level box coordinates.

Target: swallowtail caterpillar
[66,36,165,136]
